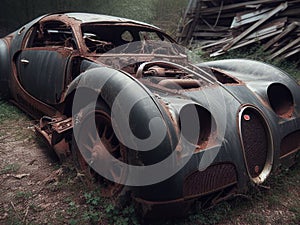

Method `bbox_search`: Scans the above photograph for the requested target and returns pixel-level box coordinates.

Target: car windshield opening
[81,24,180,55]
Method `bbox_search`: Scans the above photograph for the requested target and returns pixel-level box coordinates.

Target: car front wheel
[72,101,127,197]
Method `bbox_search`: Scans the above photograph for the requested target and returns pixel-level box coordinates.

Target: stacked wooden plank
[177,0,300,61]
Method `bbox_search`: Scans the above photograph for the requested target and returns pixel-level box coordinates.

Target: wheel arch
[65,66,179,166]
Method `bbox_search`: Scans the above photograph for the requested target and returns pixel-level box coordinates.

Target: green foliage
[289,204,300,224]
[0,0,189,38]
[105,203,139,225]
[84,191,101,206]
[0,163,21,174]
[152,0,189,35]
[15,191,33,200]
[65,197,100,225]
[82,209,100,224]
[68,201,77,214]
[99,0,157,23]
[81,191,102,224]
[81,190,138,225]
[61,192,102,224]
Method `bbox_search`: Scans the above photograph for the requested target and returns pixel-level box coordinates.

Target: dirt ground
[0,105,115,225]
[0,116,80,224]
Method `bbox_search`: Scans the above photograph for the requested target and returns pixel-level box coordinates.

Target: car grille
[183,163,237,198]
[240,107,270,179]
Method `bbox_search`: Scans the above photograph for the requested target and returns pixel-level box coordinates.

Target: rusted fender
[66,65,179,165]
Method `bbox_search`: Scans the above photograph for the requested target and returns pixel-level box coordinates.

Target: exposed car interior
[26,21,77,49]
[81,24,177,54]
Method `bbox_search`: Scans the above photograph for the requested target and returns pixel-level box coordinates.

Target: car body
[0,12,299,218]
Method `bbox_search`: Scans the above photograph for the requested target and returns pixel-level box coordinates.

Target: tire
[72,101,127,197]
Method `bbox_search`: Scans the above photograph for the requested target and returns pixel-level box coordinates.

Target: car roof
[63,12,160,29]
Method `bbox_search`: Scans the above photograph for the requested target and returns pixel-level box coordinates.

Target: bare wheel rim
[76,109,127,197]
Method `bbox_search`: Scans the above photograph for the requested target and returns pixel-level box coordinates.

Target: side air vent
[267,83,294,118]
[179,104,217,152]
[238,106,273,184]
[183,163,237,198]
[280,130,300,158]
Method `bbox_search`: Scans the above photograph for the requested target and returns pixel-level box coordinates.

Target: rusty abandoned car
[0,13,299,218]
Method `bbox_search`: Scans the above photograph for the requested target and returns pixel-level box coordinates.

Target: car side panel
[16,48,70,105]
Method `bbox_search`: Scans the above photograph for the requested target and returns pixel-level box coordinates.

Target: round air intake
[238,106,273,184]
[267,83,294,118]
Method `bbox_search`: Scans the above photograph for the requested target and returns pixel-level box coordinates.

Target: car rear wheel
[72,102,127,197]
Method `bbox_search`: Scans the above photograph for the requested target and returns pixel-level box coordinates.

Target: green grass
[0,163,21,174]
[15,191,33,200]
[55,188,139,225]
[0,100,36,144]
[0,100,24,123]
[289,204,300,224]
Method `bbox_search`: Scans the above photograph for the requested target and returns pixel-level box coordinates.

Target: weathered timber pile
[177,0,300,61]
